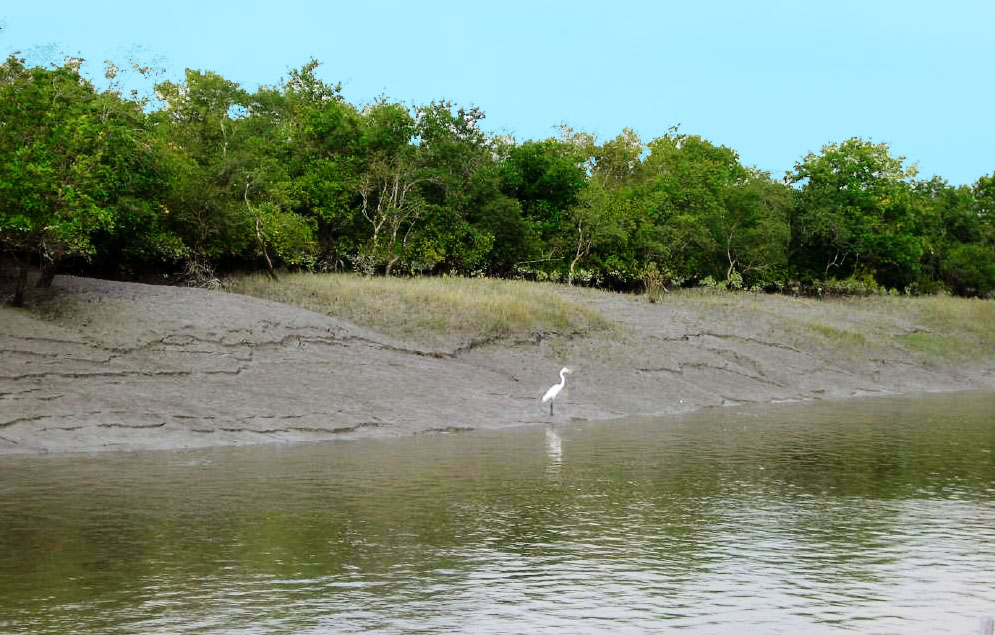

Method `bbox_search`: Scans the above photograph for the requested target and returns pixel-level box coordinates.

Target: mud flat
[1,276,993,454]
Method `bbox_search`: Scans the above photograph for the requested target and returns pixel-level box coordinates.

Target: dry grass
[651,288,995,364]
[231,273,993,365]
[230,273,611,344]
[890,295,995,362]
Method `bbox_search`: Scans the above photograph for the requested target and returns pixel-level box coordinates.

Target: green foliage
[592,128,643,188]
[974,172,995,264]
[151,69,253,259]
[251,201,317,265]
[561,178,628,284]
[501,138,588,246]
[789,138,922,289]
[0,58,108,255]
[939,243,995,297]
[0,55,180,301]
[2,55,993,301]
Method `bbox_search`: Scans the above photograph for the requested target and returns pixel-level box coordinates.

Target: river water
[1,391,993,633]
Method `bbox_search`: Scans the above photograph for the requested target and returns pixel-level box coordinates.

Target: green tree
[789,138,921,289]
[635,132,745,283]
[0,56,171,304]
[408,102,499,273]
[940,243,995,297]
[500,138,588,273]
[501,139,587,239]
[82,61,187,279]
[592,128,643,189]
[720,170,792,287]
[277,60,364,265]
[975,172,995,260]
[910,177,979,292]
[466,164,532,275]
[920,172,995,296]
[154,68,318,275]
[355,100,424,274]
[562,178,628,285]
[239,83,323,276]
[152,69,253,260]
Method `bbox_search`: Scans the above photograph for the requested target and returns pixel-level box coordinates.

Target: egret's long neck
[558,370,568,387]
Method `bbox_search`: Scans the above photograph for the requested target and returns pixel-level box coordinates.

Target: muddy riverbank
[1,276,993,454]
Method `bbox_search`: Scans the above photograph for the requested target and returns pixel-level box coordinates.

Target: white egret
[541,367,571,415]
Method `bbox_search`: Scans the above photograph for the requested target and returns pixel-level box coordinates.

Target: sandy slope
[1,276,993,454]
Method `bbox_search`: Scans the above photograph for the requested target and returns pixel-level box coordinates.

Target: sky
[2,0,993,185]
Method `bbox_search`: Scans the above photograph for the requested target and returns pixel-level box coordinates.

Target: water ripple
[1,392,994,633]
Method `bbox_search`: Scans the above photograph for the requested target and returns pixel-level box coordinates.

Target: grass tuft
[651,288,995,364]
[231,273,993,365]
[230,273,611,344]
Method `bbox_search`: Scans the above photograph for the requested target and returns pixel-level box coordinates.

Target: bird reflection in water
[545,425,563,476]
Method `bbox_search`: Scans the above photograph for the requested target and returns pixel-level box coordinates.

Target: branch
[824,249,850,277]
[244,180,277,280]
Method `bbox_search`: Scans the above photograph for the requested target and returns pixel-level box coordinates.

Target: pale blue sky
[3,0,993,185]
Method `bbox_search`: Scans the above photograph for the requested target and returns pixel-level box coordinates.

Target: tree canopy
[2,54,994,303]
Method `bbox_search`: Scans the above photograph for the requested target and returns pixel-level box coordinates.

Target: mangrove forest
[2,55,994,306]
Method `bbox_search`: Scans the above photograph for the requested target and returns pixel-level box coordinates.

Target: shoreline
[1,276,993,455]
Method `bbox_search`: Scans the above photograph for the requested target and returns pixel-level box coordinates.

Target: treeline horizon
[2,54,994,306]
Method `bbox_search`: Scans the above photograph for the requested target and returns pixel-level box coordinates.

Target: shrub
[643,263,665,303]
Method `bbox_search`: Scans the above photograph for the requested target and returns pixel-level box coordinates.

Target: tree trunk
[568,255,580,286]
[385,254,398,276]
[12,253,30,308]
[245,182,277,281]
[36,261,56,288]
[569,224,588,286]
[256,215,278,281]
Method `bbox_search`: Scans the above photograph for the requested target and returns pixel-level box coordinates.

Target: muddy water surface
[1,391,994,633]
